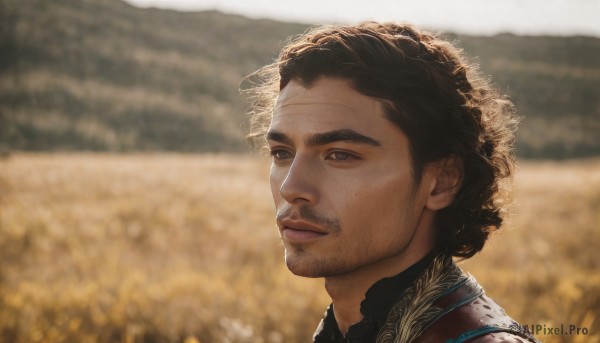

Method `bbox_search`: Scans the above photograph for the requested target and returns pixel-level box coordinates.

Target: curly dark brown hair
[244,22,518,259]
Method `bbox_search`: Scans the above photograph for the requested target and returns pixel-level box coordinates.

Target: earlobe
[425,156,463,211]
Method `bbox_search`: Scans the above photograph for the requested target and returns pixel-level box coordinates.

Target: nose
[278,154,319,205]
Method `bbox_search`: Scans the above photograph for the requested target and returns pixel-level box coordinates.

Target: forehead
[272,78,388,132]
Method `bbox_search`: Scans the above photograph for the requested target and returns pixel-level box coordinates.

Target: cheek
[339,172,414,230]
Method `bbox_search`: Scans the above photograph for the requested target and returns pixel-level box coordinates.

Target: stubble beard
[282,201,419,279]
[278,186,418,278]
[278,205,347,277]
[284,244,349,278]
[283,236,375,278]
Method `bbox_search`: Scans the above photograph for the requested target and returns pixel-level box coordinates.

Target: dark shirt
[313,252,435,343]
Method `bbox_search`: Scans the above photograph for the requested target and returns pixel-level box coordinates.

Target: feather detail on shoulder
[376,255,466,343]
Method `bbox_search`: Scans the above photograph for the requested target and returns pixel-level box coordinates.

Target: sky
[125,0,600,37]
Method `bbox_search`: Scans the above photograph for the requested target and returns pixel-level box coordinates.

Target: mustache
[277,205,341,234]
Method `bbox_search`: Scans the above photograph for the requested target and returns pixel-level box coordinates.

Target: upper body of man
[245,22,539,342]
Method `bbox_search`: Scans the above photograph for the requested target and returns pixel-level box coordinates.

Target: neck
[324,249,431,335]
[324,209,435,336]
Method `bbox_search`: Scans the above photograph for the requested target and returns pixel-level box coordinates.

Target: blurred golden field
[0,154,598,343]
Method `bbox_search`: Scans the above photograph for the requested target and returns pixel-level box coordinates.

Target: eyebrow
[266,129,381,147]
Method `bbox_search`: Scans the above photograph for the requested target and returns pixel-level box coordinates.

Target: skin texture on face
[268,77,441,281]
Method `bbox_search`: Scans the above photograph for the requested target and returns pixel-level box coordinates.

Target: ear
[425,156,463,211]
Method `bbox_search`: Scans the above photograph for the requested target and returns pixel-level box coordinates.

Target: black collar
[314,251,436,342]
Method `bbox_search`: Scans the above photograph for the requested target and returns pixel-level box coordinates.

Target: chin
[285,255,322,278]
[288,267,322,278]
[284,250,351,278]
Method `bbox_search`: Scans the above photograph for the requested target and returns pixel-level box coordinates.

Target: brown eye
[326,151,356,161]
[270,149,293,160]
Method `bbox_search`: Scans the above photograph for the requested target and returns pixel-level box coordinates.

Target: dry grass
[0,154,598,342]
[461,159,600,342]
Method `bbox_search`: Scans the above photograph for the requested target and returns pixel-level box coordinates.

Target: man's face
[268,77,434,278]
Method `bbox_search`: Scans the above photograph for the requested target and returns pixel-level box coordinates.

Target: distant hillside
[0,0,306,152]
[1,0,599,157]
[445,33,600,158]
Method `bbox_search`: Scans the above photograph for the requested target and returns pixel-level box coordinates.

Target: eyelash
[269,148,360,162]
[270,148,292,160]
[325,151,358,161]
